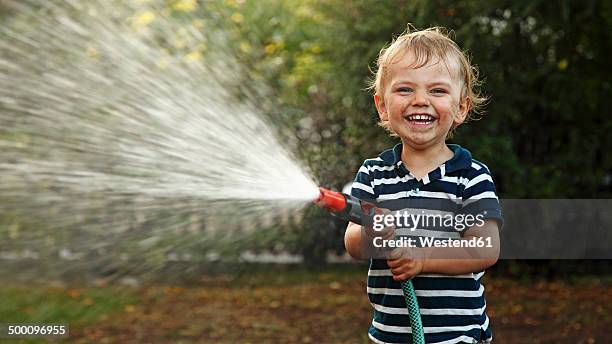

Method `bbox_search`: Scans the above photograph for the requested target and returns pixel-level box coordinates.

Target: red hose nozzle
[314,187,348,212]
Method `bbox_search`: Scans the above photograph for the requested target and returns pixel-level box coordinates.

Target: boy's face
[374,52,468,150]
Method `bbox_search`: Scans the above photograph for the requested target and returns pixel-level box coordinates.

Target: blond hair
[369,26,487,135]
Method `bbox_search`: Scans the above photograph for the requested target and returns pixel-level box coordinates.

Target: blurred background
[1,0,611,343]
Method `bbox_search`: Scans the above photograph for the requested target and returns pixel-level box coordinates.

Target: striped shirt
[350,143,503,344]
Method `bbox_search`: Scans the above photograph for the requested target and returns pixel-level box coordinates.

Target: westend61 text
[373,236,493,248]
[372,212,485,232]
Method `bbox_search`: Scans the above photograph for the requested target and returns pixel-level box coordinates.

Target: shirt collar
[380,143,473,178]
[445,144,473,173]
[379,143,405,169]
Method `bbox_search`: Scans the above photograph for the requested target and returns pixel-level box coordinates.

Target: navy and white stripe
[351,143,502,344]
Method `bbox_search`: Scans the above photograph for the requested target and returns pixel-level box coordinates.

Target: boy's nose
[411,90,429,106]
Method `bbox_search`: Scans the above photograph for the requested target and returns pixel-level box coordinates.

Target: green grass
[0,285,138,325]
[0,266,609,343]
[0,284,138,343]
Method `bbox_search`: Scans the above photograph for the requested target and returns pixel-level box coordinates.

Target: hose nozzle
[314,187,377,226]
[314,187,347,212]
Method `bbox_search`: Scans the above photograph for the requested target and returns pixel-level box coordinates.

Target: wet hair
[368,26,487,135]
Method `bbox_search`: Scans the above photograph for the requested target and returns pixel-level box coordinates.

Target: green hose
[401,279,425,344]
[313,190,425,342]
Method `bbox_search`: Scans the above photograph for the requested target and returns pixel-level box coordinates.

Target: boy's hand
[363,222,395,241]
[387,248,424,281]
[363,208,395,241]
[361,209,396,259]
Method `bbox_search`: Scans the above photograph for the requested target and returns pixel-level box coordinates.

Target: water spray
[314,187,425,344]
[0,0,325,282]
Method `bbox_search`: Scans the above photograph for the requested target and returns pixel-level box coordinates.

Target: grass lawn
[1,266,610,343]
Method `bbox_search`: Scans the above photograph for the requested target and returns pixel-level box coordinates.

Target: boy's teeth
[407,114,435,122]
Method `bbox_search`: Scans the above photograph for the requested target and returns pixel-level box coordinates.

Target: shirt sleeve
[350,161,376,201]
[461,164,504,229]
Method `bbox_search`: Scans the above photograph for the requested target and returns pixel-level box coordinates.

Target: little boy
[344,27,503,344]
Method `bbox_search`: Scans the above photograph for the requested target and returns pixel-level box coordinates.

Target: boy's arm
[344,222,364,260]
[345,221,395,260]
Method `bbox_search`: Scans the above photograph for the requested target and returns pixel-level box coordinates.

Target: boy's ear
[374,94,388,121]
[454,96,470,126]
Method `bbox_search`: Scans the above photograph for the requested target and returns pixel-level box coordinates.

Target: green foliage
[213,0,611,262]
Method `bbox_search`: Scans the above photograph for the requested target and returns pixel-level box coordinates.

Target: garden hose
[315,187,425,344]
[401,279,425,343]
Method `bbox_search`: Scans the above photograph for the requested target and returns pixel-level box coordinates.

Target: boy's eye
[431,88,448,94]
[397,87,413,93]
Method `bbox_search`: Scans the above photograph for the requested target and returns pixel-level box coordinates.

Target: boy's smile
[374,52,469,150]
